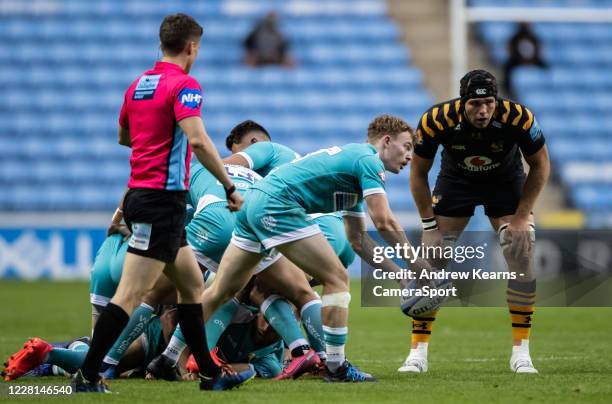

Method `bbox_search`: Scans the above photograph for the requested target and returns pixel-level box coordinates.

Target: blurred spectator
[244,12,295,67]
[503,22,548,97]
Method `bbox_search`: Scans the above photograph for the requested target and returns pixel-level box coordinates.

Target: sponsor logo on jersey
[416,129,424,145]
[529,118,543,141]
[460,155,501,172]
[129,223,152,251]
[432,194,442,206]
[471,132,482,140]
[133,74,161,100]
[334,192,359,211]
[178,88,203,109]
[491,140,504,153]
[378,171,386,183]
[451,144,466,150]
[261,215,277,231]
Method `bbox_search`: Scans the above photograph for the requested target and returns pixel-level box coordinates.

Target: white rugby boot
[510,340,538,374]
[398,342,428,373]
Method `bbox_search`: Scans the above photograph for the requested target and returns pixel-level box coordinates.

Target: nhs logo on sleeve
[133,74,161,100]
[179,88,202,109]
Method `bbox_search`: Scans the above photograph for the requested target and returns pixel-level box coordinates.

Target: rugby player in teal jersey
[203,115,430,382]
[224,121,356,378]
[97,163,268,379]
[2,308,177,382]
[84,160,335,381]
[3,304,286,382]
[183,302,286,380]
[224,120,356,271]
[51,163,261,381]
[152,158,342,381]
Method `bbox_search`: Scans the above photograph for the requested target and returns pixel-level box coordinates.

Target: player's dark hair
[226,120,271,151]
[459,69,498,100]
[159,13,203,56]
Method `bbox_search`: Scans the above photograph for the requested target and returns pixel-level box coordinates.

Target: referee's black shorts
[123,189,188,263]
[431,173,526,219]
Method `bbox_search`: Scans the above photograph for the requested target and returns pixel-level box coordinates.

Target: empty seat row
[512,67,612,91]
[0,66,424,92]
[487,45,612,66]
[1,0,387,17]
[0,0,430,211]
[0,18,400,42]
[479,22,612,45]
[1,43,411,67]
[0,185,126,211]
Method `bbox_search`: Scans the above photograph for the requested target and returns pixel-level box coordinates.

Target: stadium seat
[475,2,612,227]
[0,0,431,211]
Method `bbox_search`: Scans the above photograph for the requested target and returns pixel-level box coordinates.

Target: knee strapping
[441,234,458,248]
[321,292,351,308]
[498,223,536,250]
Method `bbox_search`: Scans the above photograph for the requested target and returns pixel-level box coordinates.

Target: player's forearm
[191,137,234,190]
[516,162,550,220]
[110,188,129,224]
[410,171,434,219]
[222,153,250,168]
[352,232,406,283]
[118,126,132,148]
[358,223,432,277]
[376,223,431,273]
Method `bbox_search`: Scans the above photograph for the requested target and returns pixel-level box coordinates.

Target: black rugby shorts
[122,189,188,263]
[431,174,526,218]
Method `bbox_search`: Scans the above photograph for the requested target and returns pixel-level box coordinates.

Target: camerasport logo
[461,156,501,172]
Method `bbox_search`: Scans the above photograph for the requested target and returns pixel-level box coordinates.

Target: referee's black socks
[81,302,129,382]
[177,303,221,378]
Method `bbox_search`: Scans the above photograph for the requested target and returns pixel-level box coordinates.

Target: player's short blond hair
[367,115,414,142]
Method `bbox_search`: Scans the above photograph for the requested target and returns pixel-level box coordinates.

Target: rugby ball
[400,278,453,317]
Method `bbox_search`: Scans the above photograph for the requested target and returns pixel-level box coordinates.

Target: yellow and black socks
[507,279,536,342]
[411,312,437,348]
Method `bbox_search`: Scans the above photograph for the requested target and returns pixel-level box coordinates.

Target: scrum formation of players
[2,13,549,392]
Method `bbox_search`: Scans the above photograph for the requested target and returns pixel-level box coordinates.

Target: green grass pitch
[1,281,611,403]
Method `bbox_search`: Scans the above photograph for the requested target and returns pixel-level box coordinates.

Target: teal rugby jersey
[251,143,386,215]
[187,162,262,213]
[237,141,300,177]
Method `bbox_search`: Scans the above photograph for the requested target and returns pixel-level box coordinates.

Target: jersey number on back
[292,146,342,163]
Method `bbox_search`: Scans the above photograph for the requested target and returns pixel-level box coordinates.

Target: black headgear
[459,69,498,101]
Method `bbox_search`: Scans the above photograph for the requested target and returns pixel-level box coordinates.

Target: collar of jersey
[154,61,187,74]
[365,143,378,154]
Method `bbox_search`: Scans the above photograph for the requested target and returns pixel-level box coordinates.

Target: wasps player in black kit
[401,70,550,374]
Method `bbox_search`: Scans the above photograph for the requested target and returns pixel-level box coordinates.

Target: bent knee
[320,264,349,290]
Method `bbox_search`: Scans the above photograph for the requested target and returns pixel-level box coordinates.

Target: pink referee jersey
[119,61,203,191]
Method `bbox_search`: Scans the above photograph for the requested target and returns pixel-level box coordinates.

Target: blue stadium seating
[0,0,433,212]
[472,0,612,227]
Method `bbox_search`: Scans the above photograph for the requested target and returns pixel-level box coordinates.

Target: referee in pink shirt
[74,14,252,392]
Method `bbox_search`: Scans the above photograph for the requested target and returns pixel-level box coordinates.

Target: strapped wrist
[421,216,438,231]
[111,207,123,224]
[224,184,236,198]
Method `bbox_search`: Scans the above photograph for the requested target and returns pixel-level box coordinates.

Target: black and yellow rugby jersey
[414,97,545,182]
